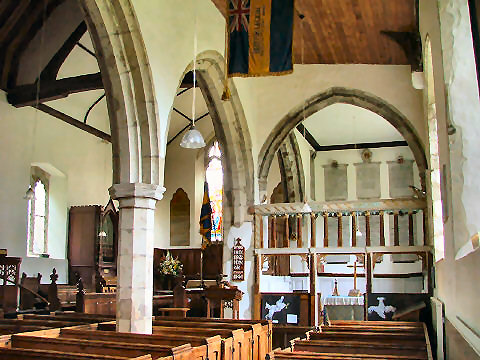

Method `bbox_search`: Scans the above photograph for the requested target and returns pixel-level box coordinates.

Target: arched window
[27,167,49,256]
[206,141,223,242]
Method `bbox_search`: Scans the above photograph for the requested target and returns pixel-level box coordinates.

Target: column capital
[109,183,166,201]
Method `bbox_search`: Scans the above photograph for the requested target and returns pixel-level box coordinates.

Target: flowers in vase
[157,251,183,276]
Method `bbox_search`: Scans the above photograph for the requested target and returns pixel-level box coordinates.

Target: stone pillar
[110,183,166,334]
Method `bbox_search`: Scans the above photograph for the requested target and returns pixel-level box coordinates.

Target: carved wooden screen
[170,188,190,246]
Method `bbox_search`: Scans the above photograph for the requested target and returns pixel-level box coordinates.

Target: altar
[323,296,364,320]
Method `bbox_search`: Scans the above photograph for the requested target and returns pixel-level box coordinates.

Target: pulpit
[205,285,243,319]
[0,253,22,313]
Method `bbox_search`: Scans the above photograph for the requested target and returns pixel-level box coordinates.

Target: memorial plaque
[324,164,348,201]
[232,238,245,281]
[355,162,381,199]
[388,160,414,198]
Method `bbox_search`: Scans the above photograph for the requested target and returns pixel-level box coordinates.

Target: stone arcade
[0,0,479,359]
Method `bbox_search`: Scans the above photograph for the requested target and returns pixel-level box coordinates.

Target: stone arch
[277,133,305,202]
[78,0,160,185]
[170,51,254,226]
[258,87,428,198]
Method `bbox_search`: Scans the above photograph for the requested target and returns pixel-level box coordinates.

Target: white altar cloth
[324,296,364,306]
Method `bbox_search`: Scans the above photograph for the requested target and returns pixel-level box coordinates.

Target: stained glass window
[206,141,223,242]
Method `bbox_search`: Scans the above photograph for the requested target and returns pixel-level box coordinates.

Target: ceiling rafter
[40,21,88,82]
[7,72,104,107]
[1,0,63,89]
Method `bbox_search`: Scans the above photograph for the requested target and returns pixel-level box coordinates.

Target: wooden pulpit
[205,285,243,319]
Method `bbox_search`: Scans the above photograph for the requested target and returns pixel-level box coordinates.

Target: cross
[229,0,250,32]
[347,260,365,296]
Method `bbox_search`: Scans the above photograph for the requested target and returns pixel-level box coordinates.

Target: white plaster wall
[0,91,111,283]
[429,0,480,353]
[154,117,213,249]
[294,131,311,200]
[249,65,425,155]
[313,147,420,201]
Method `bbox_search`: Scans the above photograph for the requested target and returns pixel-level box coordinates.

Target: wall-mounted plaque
[324,164,348,201]
[355,162,381,199]
[232,238,245,281]
[388,160,414,198]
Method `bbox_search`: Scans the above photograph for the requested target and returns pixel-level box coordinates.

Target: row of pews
[0,314,272,360]
[272,320,433,360]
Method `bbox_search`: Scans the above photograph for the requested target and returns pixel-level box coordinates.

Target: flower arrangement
[157,251,183,277]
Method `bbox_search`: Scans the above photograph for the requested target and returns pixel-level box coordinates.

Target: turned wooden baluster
[337,213,343,247]
[311,213,317,248]
[393,212,400,246]
[379,211,385,246]
[408,212,415,246]
[297,214,303,248]
[284,215,289,248]
[323,213,328,247]
[365,211,371,246]
[351,212,357,247]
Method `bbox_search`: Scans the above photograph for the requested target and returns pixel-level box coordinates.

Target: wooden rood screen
[252,198,434,324]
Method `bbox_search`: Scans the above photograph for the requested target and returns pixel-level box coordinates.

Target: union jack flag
[228,0,250,33]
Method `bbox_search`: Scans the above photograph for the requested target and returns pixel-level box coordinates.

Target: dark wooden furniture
[68,202,119,291]
[154,244,223,291]
[205,285,243,319]
[0,254,21,313]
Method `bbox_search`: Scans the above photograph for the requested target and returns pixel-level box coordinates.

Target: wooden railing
[253,197,428,250]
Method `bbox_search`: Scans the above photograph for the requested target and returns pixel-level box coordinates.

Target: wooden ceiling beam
[296,124,321,151]
[6,0,62,88]
[7,72,103,107]
[40,21,87,82]
[33,103,111,142]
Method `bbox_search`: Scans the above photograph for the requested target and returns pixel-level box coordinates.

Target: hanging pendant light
[180,3,205,149]
[24,185,34,200]
[180,125,206,148]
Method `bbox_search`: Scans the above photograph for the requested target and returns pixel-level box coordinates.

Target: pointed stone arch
[258,87,427,199]
[277,133,305,203]
[78,0,160,185]
[169,51,254,226]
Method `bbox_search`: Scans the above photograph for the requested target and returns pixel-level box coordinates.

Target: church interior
[0,0,479,359]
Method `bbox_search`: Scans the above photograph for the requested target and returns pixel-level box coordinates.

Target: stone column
[110,183,166,334]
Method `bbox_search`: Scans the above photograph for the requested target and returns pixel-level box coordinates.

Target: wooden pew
[0,348,152,360]
[292,339,428,358]
[272,348,427,359]
[308,330,425,344]
[59,329,222,360]
[10,335,192,360]
[152,319,267,360]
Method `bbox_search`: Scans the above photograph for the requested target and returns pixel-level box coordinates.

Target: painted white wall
[313,146,420,201]
[0,91,111,284]
[424,0,480,354]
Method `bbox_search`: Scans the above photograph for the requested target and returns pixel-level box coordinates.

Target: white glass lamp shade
[180,125,206,149]
[98,231,107,238]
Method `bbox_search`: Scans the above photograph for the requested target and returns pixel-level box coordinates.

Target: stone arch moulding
[277,132,305,202]
[169,51,255,226]
[78,0,161,186]
[258,87,428,198]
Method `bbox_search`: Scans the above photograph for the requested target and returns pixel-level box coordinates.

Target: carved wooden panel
[170,188,190,246]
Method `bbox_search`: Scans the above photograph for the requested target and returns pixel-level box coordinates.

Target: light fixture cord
[192,2,198,127]
[300,14,308,204]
